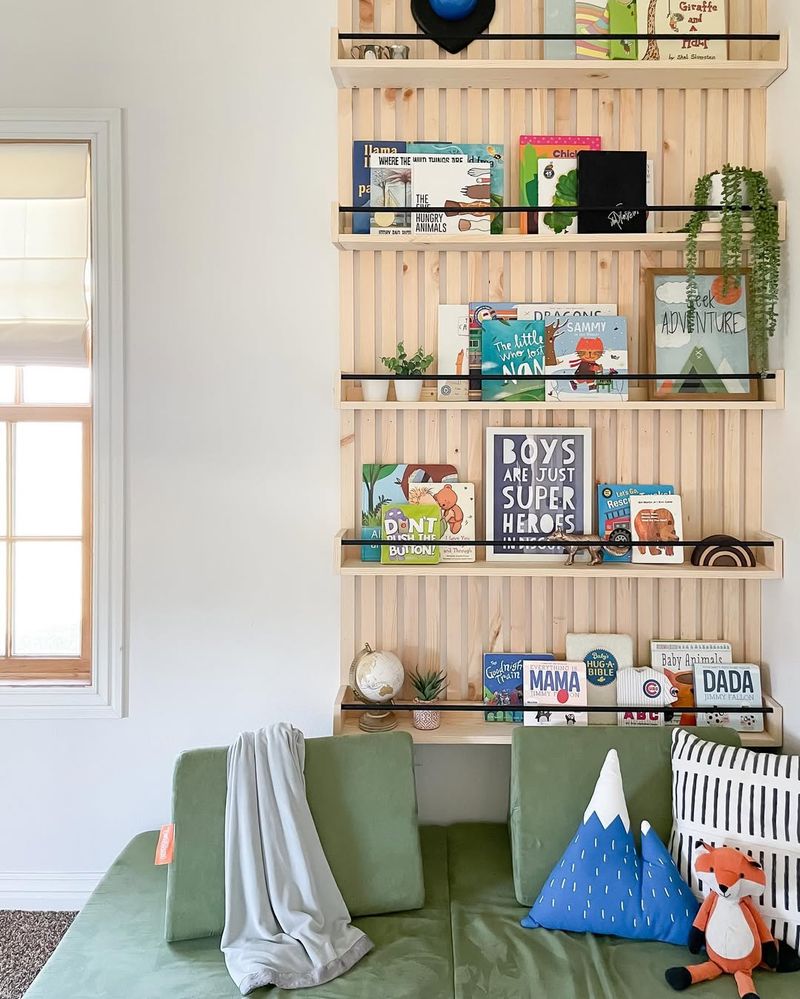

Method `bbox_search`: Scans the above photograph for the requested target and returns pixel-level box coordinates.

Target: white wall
[764,1,799,753]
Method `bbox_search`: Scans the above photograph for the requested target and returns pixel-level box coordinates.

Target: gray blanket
[221,725,372,994]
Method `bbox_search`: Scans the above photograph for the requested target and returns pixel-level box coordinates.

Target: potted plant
[361,375,390,403]
[409,668,448,731]
[380,341,434,403]
[684,165,780,370]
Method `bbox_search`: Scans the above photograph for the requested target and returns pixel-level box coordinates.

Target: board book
[566,632,633,725]
[380,502,442,565]
[616,667,678,727]
[597,484,675,563]
[695,664,764,733]
[407,481,476,563]
[484,653,553,723]
[519,135,601,234]
[523,659,588,727]
[630,493,685,565]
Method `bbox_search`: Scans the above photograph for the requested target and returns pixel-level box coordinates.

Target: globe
[349,644,405,732]
[430,0,479,20]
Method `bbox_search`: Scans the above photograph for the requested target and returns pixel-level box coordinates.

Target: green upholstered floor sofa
[26,727,799,999]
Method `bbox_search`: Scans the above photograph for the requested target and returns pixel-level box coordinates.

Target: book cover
[650,641,733,727]
[353,141,407,235]
[519,135,601,234]
[369,151,414,234]
[380,502,443,565]
[437,304,470,401]
[361,463,458,561]
[597,483,675,562]
[408,142,504,234]
[630,493,684,565]
[484,653,554,722]
[609,0,638,60]
[695,664,764,733]
[523,660,588,726]
[480,319,546,403]
[541,316,629,401]
[576,1,610,60]
[407,481,476,563]
[538,158,579,235]
[638,0,727,63]
[545,0,577,59]
[566,632,633,725]
[468,301,525,401]
[577,151,648,234]
[411,156,491,235]
[616,667,678,727]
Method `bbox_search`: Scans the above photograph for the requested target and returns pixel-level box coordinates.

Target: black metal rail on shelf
[342,372,776,381]
[340,203,774,214]
[344,538,774,549]
[340,702,774,715]
[339,32,781,43]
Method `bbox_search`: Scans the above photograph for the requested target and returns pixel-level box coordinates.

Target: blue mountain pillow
[521,749,698,944]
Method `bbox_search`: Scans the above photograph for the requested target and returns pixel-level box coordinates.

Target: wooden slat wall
[338,0,768,699]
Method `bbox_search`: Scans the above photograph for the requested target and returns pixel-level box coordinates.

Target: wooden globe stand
[357,704,399,733]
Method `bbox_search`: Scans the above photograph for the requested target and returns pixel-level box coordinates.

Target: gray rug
[0,911,75,999]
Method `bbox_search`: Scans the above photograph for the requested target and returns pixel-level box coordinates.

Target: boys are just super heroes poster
[485,428,593,562]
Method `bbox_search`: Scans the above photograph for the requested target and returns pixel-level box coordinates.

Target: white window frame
[0,109,125,718]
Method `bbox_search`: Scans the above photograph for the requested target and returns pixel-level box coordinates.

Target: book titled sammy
[407,481,476,563]
[695,664,764,733]
[481,319,546,403]
[437,305,470,401]
[597,484,675,563]
[523,660,588,727]
[484,653,554,723]
[540,316,629,401]
[630,493,684,565]
[380,502,442,565]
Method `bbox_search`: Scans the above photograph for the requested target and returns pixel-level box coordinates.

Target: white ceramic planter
[361,379,390,403]
[394,378,423,403]
[708,174,751,225]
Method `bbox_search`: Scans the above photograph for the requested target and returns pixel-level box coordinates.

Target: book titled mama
[695,664,764,733]
[484,653,554,723]
[523,660,588,727]
[380,502,442,565]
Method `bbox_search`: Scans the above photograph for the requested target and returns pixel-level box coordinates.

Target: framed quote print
[485,427,593,562]
[646,268,758,402]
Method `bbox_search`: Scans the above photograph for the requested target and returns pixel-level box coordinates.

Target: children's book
[480,319,546,403]
[609,0,638,60]
[630,493,684,565]
[576,1,610,60]
[468,301,526,401]
[408,142,504,234]
[484,653,554,722]
[407,481,476,562]
[538,158,579,235]
[437,305,470,401]
[519,135,601,234]
[566,633,633,725]
[361,463,458,561]
[577,150,648,233]
[616,667,678,727]
[597,484,675,563]
[353,141,407,235]
[638,0,727,63]
[369,151,414,234]
[650,641,733,727]
[544,0,576,59]
[523,660,588,727]
[410,155,489,235]
[695,664,764,733]
[540,316,629,401]
[517,304,618,323]
[380,502,442,565]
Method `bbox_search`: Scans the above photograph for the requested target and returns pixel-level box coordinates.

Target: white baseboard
[0,872,102,911]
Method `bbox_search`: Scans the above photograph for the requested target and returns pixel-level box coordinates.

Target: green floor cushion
[446,822,798,999]
[26,827,454,999]
[509,727,740,907]
[166,731,425,942]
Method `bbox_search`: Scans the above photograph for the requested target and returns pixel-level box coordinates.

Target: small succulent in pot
[409,668,448,731]
[381,341,435,402]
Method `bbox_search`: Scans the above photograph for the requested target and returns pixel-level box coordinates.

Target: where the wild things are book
[352,141,406,235]
[380,502,443,565]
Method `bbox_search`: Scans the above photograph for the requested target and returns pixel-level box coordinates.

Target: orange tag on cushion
[155,823,175,865]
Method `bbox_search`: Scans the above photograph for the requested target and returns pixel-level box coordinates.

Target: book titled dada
[695,664,764,733]
[523,660,588,727]
[577,151,648,234]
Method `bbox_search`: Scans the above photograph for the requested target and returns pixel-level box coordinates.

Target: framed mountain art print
[645,268,758,402]
[485,427,593,562]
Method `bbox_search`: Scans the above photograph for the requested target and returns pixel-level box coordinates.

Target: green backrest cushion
[165,732,425,942]
[509,726,741,907]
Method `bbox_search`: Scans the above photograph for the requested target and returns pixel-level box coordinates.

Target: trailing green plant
[409,668,448,703]
[684,165,780,370]
[381,341,434,377]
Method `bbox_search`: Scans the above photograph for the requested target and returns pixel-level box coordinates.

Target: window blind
[0,143,90,368]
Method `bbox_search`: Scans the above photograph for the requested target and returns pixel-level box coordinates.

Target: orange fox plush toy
[665,842,778,999]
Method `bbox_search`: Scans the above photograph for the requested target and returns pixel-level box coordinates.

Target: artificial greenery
[381,341,434,377]
[543,168,578,235]
[684,165,780,370]
[409,668,448,703]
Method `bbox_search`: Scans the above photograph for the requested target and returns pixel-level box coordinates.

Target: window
[0,113,123,717]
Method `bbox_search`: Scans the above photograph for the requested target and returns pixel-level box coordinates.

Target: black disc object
[691,534,756,568]
[411,0,497,54]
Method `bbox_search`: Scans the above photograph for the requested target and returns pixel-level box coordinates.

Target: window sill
[0,676,123,718]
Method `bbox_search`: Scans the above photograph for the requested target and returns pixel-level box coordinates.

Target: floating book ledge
[340,203,775,214]
[339,538,775,550]
[340,32,781,43]
[342,372,777,382]
[339,702,774,716]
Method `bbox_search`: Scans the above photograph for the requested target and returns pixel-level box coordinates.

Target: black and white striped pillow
[669,728,800,953]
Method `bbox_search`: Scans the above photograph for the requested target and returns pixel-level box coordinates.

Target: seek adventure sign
[485,428,593,561]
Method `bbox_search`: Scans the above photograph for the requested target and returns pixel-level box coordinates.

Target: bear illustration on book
[634,507,679,556]
[409,483,464,535]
